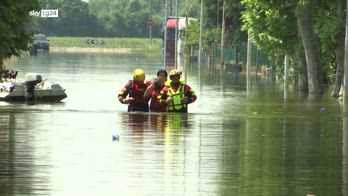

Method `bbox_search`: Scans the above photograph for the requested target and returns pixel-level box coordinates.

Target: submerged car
[30,34,50,55]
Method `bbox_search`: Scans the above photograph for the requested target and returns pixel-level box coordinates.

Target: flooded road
[1,52,348,195]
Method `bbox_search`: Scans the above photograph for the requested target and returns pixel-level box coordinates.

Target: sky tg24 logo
[29,9,59,18]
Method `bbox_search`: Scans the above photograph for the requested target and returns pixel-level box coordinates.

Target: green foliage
[88,0,201,38]
[0,0,40,66]
[240,0,306,81]
[313,0,344,84]
[186,20,200,45]
[203,28,222,54]
[32,0,104,37]
[28,0,202,38]
[239,0,345,85]
[25,0,204,38]
[183,0,200,17]
[241,0,298,57]
[185,19,220,53]
[204,0,245,47]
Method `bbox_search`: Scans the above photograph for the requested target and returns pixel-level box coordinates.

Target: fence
[213,42,271,70]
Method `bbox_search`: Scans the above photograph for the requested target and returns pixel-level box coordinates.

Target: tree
[295,1,323,94]
[313,0,345,96]
[89,0,158,37]
[88,0,201,38]
[240,0,348,94]
[0,0,39,77]
[204,0,245,48]
[241,0,309,91]
[35,0,105,37]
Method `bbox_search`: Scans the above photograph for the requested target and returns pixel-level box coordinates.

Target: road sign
[86,39,104,45]
[147,19,153,26]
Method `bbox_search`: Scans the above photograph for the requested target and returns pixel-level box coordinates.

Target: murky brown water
[1,51,348,195]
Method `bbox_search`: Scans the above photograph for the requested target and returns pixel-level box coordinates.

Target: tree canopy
[0,0,39,68]
[32,0,202,38]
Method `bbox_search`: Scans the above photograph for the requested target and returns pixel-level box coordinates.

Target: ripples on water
[1,52,348,195]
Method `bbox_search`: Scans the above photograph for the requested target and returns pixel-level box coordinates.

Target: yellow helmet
[133,69,145,81]
[169,69,182,77]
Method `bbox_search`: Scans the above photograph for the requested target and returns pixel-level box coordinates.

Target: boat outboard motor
[24,73,42,102]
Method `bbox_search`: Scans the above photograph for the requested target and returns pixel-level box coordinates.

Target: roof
[167,19,176,29]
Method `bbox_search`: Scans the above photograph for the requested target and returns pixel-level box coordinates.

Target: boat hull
[0,93,67,102]
[0,83,67,102]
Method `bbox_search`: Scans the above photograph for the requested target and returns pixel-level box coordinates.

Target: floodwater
[1,51,348,196]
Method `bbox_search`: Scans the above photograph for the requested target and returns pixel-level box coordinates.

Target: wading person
[144,69,168,112]
[118,69,151,112]
[159,69,197,113]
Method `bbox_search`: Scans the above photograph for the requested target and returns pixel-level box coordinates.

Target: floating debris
[320,107,327,113]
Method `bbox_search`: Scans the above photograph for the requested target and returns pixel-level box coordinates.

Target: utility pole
[170,0,173,16]
[217,0,220,27]
[247,30,252,95]
[216,0,220,42]
[198,0,204,66]
[164,0,168,69]
[344,0,348,107]
[247,31,252,75]
[175,0,179,69]
[149,0,153,48]
[220,0,225,69]
[284,55,290,99]
[185,0,189,83]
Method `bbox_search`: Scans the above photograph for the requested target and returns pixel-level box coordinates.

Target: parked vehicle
[30,34,50,55]
[162,17,196,69]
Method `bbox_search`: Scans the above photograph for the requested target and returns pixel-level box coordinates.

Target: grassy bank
[48,37,162,53]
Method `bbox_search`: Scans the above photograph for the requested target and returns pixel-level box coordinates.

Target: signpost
[147,19,153,26]
[147,19,153,48]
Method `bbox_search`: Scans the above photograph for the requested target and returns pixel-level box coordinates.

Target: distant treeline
[29,0,201,38]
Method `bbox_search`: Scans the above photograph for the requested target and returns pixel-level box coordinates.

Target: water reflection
[118,112,192,146]
[343,116,348,196]
[236,116,344,196]
[0,112,50,195]
[115,112,203,195]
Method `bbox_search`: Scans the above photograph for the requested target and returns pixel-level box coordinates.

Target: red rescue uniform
[118,80,151,112]
[149,83,167,112]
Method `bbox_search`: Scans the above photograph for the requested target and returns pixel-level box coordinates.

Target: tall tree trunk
[332,38,345,97]
[295,2,323,94]
[331,0,345,97]
[296,49,308,91]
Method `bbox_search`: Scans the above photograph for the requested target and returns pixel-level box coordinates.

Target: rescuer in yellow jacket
[158,69,197,113]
